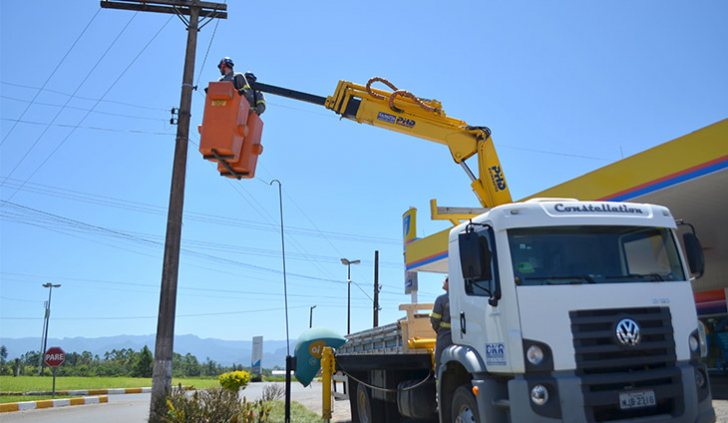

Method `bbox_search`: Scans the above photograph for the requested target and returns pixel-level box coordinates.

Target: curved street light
[341,258,360,335]
[39,283,61,375]
[309,304,317,328]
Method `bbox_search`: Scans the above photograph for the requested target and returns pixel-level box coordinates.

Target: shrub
[219,370,250,392]
[159,385,270,423]
[261,384,285,401]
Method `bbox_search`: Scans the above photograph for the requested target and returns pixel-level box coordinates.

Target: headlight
[530,384,549,406]
[527,345,544,365]
[689,334,700,354]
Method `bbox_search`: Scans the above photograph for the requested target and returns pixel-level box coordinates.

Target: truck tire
[355,382,389,423]
[397,378,437,419]
[452,385,479,423]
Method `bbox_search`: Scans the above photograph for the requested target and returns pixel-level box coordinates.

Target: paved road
[0,382,351,423]
[5,383,726,423]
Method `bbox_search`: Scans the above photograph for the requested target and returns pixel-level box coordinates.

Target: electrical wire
[194,9,222,89]
[0,118,175,137]
[1,95,168,122]
[2,12,141,185]
[0,177,400,247]
[0,200,373,286]
[3,14,175,207]
[0,81,170,112]
[0,9,101,147]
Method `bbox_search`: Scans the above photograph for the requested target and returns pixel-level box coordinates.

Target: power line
[499,144,612,162]
[0,9,102,147]
[0,305,310,321]
[8,16,174,204]
[0,118,175,136]
[0,177,400,246]
[0,81,170,112]
[189,136,385,285]
[1,95,168,122]
[194,7,223,89]
[2,12,141,184]
[0,200,374,286]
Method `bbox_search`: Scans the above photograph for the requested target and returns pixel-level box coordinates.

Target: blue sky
[1,1,726,347]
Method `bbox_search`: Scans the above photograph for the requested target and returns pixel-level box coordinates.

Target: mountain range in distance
[0,334,295,369]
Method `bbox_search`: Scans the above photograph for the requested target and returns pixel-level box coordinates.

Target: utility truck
[335,199,715,423]
[197,76,715,422]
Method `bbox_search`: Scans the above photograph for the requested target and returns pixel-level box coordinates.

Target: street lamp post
[270,179,293,423]
[341,258,360,335]
[39,283,61,376]
[309,305,317,328]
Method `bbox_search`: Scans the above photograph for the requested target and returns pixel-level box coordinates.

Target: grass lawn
[0,376,220,394]
[267,400,321,423]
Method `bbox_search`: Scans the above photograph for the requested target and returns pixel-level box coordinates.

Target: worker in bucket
[243,71,266,116]
[430,276,452,373]
[216,57,255,107]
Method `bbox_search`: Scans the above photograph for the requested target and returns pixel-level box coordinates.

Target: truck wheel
[452,385,479,423]
[356,383,381,423]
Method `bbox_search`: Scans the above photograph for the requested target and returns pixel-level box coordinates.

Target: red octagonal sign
[44,347,66,367]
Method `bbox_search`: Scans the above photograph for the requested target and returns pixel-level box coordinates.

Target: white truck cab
[444,199,714,422]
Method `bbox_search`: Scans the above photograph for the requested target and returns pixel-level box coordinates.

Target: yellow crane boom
[320,78,511,208]
[212,76,513,208]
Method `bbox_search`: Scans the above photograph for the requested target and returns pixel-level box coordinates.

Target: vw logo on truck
[616,318,641,346]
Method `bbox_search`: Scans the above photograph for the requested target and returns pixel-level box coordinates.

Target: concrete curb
[0,386,195,413]
[1,385,194,397]
[1,387,153,396]
[0,395,108,412]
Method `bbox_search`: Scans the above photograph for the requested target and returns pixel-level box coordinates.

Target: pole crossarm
[100,0,228,19]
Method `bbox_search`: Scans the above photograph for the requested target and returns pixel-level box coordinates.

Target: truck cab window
[508,225,686,286]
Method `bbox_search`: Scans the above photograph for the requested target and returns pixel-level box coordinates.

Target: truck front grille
[570,307,682,422]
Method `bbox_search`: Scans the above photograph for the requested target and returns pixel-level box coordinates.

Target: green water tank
[294,327,347,386]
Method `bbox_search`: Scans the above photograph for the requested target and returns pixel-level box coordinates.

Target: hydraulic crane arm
[251,78,512,209]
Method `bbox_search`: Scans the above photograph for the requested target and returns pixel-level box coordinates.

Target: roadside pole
[98,2,226,421]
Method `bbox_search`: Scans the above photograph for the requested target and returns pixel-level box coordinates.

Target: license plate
[619,390,656,409]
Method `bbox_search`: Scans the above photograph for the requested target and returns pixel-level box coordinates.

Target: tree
[0,345,8,376]
[204,357,220,376]
[21,350,40,366]
[183,353,201,377]
[132,346,154,378]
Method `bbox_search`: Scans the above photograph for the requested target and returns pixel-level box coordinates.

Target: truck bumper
[499,363,715,422]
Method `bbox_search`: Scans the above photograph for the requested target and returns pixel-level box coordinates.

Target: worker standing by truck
[430,277,452,371]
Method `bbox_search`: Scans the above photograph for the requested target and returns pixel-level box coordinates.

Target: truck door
[451,225,512,371]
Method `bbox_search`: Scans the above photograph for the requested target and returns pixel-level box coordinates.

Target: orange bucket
[199,81,250,161]
[218,112,264,179]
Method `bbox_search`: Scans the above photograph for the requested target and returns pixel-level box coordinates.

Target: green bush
[218,370,250,392]
[160,386,270,423]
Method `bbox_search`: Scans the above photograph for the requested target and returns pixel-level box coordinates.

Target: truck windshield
[507,225,686,286]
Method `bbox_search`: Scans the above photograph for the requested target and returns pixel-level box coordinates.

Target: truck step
[493,399,510,409]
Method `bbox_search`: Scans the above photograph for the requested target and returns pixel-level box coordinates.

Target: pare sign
[44,347,66,367]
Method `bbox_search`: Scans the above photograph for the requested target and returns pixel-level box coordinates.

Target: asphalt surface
[0,382,351,423]
[6,379,728,422]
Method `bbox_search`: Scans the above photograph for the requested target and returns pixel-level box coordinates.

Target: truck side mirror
[683,232,705,279]
[458,230,493,282]
[459,231,481,280]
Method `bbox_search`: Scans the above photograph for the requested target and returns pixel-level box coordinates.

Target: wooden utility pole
[374,250,379,327]
[99,2,226,421]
